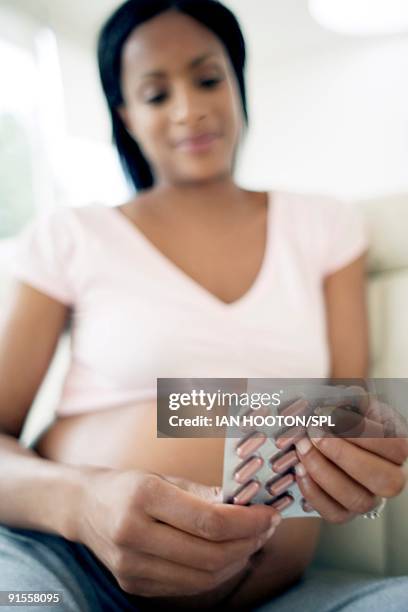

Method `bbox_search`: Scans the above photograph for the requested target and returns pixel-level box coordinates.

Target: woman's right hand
[74,467,281,599]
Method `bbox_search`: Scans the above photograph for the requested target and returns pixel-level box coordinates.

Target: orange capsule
[267,473,295,497]
[234,456,264,484]
[275,426,306,450]
[279,397,309,418]
[233,480,261,505]
[270,494,294,512]
[270,450,299,473]
[236,432,267,460]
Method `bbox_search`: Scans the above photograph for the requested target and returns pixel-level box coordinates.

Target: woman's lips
[176,133,220,153]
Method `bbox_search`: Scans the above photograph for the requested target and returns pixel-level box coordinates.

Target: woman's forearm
[0,432,86,540]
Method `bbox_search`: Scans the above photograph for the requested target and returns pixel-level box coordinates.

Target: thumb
[186,482,223,504]
[162,475,223,504]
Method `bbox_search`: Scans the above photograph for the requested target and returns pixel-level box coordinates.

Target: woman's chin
[175,164,231,186]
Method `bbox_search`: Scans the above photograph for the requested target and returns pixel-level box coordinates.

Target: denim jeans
[0,524,407,612]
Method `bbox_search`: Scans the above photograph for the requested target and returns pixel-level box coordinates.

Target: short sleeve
[320,199,369,277]
[11,207,75,306]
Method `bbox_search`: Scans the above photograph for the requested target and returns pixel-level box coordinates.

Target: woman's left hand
[286,390,408,523]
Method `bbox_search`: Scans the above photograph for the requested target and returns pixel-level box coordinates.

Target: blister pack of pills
[222,382,367,518]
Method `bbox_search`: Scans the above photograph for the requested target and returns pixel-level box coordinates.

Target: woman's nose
[169,85,207,124]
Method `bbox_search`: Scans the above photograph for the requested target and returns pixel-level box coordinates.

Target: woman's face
[117,10,244,187]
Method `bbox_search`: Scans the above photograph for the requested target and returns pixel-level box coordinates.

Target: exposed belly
[35,402,225,486]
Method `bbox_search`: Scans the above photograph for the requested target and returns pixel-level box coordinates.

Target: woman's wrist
[58,464,110,542]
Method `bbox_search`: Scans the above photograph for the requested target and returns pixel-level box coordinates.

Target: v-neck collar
[104,190,276,311]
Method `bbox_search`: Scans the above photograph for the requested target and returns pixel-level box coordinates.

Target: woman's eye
[199,77,222,88]
[143,77,223,104]
[145,92,168,105]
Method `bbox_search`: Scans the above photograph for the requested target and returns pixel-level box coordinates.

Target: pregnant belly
[35,401,225,486]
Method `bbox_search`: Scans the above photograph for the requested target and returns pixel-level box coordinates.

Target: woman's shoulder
[45,202,126,242]
[23,202,110,231]
[59,202,113,224]
[274,189,368,276]
[14,202,120,265]
[273,189,364,235]
[274,189,346,215]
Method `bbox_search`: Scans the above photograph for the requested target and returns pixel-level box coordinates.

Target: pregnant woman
[0,1,407,610]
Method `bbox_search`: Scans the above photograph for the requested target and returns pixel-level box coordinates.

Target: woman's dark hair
[97,0,248,192]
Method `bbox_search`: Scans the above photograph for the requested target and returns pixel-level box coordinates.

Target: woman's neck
[152,178,254,218]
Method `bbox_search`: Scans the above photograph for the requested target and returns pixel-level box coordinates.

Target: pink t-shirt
[12,190,369,416]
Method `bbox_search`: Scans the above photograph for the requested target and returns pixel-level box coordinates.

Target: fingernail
[296,437,312,455]
[295,462,307,478]
[270,513,282,528]
[266,525,276,539]
[301,498,314,513]
[308,426,324,445]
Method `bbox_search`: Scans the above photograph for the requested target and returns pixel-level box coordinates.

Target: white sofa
[2,194,408,577]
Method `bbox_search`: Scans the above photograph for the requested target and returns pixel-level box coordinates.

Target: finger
[312,406,408,464]
[118,551,249,598]
[306,428,407,498]
[137,519,272,571]
[356,391,407,436]
[340,384,370,415]
[344,434,408,465]
[143,476,281,541]
[163,476,223,502]
[274,389,387,446]
[295,437,377,513]
[315,405,366,437]
[314,384,369,418]
[294,464,355,523]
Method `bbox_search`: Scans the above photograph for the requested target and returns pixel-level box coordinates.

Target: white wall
[56,35,111,144]
[239,34,408,199]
